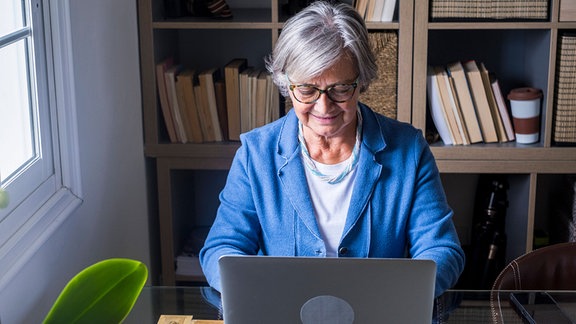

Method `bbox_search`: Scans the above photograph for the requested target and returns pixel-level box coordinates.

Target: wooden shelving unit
[413,0,576,262]
[138,0,575,286]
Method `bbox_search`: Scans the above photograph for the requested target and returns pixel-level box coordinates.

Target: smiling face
[288,55,360,142]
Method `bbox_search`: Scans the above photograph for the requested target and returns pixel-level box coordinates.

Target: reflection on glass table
[125,287,576,324]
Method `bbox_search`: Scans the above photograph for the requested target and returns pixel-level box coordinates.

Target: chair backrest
[490,242,576,323]
[491,242,576,291]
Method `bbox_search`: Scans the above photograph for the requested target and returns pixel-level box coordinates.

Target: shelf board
[146,142,576,173]
[436,159,576,173]
[558,22,576,28]
[365,21,400,30]
[431,145,576,160]
[145,142,240,158]
[432,146,576,173]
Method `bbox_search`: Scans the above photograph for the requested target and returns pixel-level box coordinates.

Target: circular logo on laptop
[300,295,355,323]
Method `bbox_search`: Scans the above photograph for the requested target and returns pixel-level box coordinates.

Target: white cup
[507,87,543,144]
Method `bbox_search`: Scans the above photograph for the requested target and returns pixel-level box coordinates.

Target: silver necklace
[298,109,362,184]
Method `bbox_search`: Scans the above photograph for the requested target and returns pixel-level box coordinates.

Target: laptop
[218,255,436,324]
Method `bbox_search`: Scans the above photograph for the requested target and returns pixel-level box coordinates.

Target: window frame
[0,0,82,289]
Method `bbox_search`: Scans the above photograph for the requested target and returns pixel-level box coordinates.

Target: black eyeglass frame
[287,77,359,104]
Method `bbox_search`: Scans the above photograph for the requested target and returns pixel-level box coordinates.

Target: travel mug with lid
[507,87,543,144]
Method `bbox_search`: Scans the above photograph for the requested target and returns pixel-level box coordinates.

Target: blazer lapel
[276,111,321,237]
[343,104,387,235]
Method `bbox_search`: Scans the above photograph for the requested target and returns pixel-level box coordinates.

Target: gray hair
[265,1,377,97]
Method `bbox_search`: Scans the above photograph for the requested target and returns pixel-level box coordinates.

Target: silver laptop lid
[218,255,436,324]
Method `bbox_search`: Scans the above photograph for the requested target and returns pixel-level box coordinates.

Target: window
[0,0,82,288]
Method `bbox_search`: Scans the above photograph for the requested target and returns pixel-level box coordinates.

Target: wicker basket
[359,31,398,119]
[430,0,549,20]
[554,34,576,144]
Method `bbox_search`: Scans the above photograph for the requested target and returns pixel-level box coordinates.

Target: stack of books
[155,57,280,143]
[427,61,515,145]
[554,34,576,145]
[354,0,397,22]
[430,0,548,20]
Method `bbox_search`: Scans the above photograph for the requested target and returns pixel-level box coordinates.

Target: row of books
[228,59,281,140]
[155,57,280,143]
[354,0,396,22]
[427,60,515,145]
[554,34,576,144]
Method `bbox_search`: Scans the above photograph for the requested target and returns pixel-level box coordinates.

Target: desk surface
[125,287,576,324]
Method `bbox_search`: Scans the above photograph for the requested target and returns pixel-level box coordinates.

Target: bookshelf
[412,0,576,268]
[138,0,413,285]
[138,0,575,286]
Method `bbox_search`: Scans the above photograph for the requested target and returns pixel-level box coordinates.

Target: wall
[0,0,150,322]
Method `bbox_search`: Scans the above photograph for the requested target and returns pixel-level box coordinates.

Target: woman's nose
[314,91,333,112]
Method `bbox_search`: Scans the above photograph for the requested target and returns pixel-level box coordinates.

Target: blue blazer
[200,103,465,297]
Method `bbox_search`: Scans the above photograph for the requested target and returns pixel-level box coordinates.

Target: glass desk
[125,287,576,323]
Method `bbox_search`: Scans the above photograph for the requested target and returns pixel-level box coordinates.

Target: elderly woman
[200,1,464,297]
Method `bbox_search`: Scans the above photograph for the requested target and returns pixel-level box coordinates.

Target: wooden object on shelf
[155,58,178,143]
[431,66,468,145]
[265,73,280,125]
[165,65,188,143]
[445,71,471,144]
[355,0,369,19]
[175,79,195,144]
[446,61,483,143]
[176,69,204,143]
[198,68,224,142]
[247,69,262,131]
[478,62,509,143]
[215,80,228,141]
[224,58,248,141]
[463,60,498,143]
[254,70,268,129]
[490,77,515,142]
[239,67,255,134]
[193,84,212,142]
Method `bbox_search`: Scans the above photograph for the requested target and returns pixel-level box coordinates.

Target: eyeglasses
[288,77,359,104]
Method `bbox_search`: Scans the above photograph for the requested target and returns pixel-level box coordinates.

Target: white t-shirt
[303,158,357,257]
